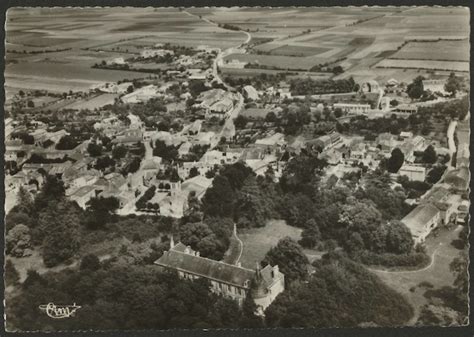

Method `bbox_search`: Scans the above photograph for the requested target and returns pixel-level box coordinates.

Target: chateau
[154,238,285,312]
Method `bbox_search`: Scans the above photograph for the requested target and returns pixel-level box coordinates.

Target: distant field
[5,62,148,93]
[224,53,329,70]
[221,67,331,80]
[375,59,469,72]
[238,219,302,269]
[62,93,118,110]
[267,45,330,57]
[389,40,469,62]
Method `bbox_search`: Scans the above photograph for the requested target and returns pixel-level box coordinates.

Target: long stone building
[155,238,285,312]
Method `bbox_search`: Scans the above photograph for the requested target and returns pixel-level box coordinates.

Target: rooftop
[402,203,440,237]
[155,242,256,288]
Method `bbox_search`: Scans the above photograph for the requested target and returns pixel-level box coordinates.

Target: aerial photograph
[3,6,470,332]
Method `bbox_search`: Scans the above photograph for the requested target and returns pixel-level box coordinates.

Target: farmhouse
[242,108,270,120]
[191,131,215,146]
[155,240,285,311]
[243,85,259,101]
[181,175,213,199]
[69,185,98,209]
[178,161,213,179]
[394,105,418,115]
[112,128,143,145]
[333,103,370,115]
[399,164,426,181]
[444,167,469,192]
[224,59,248,69]
[422,79,447,95]
[187,68,209,80]
[142,158,162,181]
[402,203,441,245]
[197,89,237,118]
[108,57,125,65]
[255,132,285,149]
[121,85,158,104]
[140,48,174,59]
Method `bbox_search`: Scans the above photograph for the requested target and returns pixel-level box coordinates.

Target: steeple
[255,262,261,280]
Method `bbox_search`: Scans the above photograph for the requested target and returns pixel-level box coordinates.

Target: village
[5,43,469,242]
[3,7,471,331]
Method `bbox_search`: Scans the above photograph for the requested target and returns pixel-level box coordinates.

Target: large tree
[56,135,78,150]
[87,142,103,157]
[39,200,81,267]
[422,145,437,164]
[263,237,309,283]
[407,76,425,99]
[386,148,404,173]
[444,72,462,97]
[201,175,235,217]
[338,198,383,251]
[384,221,414,254]
[265,255,414,327]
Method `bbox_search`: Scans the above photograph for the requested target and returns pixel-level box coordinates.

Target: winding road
[183,9,251,148]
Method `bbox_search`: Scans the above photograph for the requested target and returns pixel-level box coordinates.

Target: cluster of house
[401,163,469,244]
[400,124,470,244]
[193,88,240,119]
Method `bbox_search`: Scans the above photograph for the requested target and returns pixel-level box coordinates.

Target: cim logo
[39,303,81,319]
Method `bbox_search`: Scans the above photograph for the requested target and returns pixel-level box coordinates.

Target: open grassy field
[371,225,465,323]
[238,219,302,269]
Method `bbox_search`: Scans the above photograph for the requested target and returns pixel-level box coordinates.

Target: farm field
[5,7,248,94]
[260,45,330,57]
[5,62,149,93]
[375,59,469,72]
[388,40,469,62]
[224,53,330,71]
[238,219,302,269]
[62,93,118,110]
[220,67,331,80]
[202,6,469,83]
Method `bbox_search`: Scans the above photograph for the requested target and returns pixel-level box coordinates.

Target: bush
[418,281,434,289]
[358,251,430,269]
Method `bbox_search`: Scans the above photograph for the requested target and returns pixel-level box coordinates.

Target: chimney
[170,235,175,249]
[185,246,191,254]
[196,251,200,257]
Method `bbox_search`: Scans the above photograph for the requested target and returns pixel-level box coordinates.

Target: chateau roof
[155,244,256,288]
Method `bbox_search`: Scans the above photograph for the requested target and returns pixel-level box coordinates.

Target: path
[183,9,249,148]
[222,224,243,265]
[369,245,442,275]
[447,120,457,169]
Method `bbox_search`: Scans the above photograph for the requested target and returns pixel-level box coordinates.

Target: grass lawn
[371,225,465,324]
[238,219,302,269]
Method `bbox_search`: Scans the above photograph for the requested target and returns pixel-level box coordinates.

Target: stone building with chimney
[154,237,285,312]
